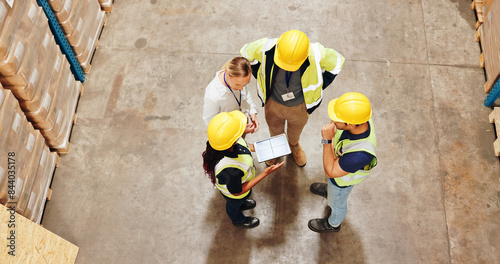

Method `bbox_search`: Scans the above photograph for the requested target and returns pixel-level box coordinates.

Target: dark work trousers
[221,190,251,224]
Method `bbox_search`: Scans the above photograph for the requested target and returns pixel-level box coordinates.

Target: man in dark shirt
[308,92,377,233]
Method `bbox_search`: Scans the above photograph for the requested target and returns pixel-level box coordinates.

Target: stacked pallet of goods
[49,0,107,73]
[0,0,82,152]
[0,1,82,261]
[475,0,500,104]
[0,86,59,224]
[473,0,500,155]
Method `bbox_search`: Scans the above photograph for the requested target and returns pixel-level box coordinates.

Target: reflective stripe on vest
[334,119,377,187]
[302,43,323,111]
[215,138,255,199]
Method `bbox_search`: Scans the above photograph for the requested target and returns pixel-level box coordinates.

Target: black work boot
[308,217,340,233]
[310,183,327,199]
[233,217,260,228]
[240,199,256,210]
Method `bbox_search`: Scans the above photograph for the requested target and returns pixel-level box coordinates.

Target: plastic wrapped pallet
[50,0,106,72]
[0,89,24,204]
[41,75,81,151]
[0,2,40,78]
[24,147,58,223]
[48,0,69,13]
[0,88,42,216]
[52,0,75,22]
[481,0,500,92]
[58,0,84,42]
[12,128,45,216]
[23,53,69,131]
[76,8,106,73]
[17,39,59,113]
[0,0,28,64]
[0,8,48,89]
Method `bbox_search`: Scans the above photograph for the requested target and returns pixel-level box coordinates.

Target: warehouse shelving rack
[37,0,86,82]
[485,82,500,106]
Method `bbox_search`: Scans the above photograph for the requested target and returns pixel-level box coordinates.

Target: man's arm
[321,123,349,179]
[318,43,345,89]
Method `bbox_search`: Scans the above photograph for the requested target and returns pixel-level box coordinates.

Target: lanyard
[223,72,241,108]
[285,71,292,88]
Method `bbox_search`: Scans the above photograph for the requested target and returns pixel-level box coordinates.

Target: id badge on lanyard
[282,71,296,102]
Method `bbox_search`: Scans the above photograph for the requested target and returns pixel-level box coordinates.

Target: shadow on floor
[203,191,254,264]
[315,210,366,263]
[203,155,301,263]
[202,155,366,263]
[257,156,300,246]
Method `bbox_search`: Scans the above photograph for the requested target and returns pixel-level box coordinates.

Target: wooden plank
[99,0,114,12]
[0,205,78,263]
[472,0,485,28]
[475,26,481,42]
[46,189,52,201]
[489,107,500,156]
[489,107,500,135]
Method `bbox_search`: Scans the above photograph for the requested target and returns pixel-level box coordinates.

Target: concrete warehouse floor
[41,0,500,263]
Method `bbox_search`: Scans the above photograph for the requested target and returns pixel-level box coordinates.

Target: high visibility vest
[215,138,255,199]
[333,119,377,187]
[240,38,345,114]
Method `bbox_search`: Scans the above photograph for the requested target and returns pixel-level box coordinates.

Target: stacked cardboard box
[0,0,82,151]
[49,0,107,72]
[0,86,58,224]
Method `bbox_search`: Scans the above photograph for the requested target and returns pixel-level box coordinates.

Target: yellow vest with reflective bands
[240,38,345,114]
[215,138,255,199]
[333,119,377,187]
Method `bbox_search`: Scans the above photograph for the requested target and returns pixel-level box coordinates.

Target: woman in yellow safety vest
[202,111,283,228]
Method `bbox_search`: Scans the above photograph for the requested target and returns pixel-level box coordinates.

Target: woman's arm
[232,162,284,196]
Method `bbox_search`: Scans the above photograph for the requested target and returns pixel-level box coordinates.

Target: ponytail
[202,141,227,186]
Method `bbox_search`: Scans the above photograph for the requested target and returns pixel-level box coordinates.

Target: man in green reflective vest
[308,92,378,233]
[240,30,345,167]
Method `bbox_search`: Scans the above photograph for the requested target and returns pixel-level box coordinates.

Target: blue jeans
[221,191,251,224]
[327,180,354,227]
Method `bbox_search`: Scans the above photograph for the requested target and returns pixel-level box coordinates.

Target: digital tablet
[253,134,292,163]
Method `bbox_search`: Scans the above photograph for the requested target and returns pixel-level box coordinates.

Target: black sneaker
[310,183,327,199]
[233,217,260,228]
[308,217,341,233]
[240,199,256,210]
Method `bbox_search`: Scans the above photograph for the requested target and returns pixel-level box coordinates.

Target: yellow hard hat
[207,110,247,151]
[328,92,372,124]
[274,30,310,71]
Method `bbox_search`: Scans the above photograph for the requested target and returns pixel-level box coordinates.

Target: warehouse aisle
[41,0,500,263]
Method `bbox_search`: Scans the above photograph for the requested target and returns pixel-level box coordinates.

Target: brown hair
[222,57,252,78]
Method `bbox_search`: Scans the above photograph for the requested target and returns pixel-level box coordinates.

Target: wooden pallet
[489,107,500,156]
[471,0,485,29]
[99,0,114,12]
[0,204,79,263]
